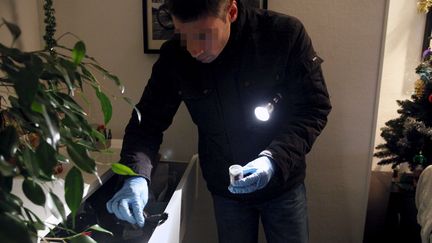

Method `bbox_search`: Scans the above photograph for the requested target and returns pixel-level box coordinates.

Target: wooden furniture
[364,171,421,243]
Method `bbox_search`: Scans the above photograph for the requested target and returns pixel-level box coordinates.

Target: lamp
[254,93,283,121]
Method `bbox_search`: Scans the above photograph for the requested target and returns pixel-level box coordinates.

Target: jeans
[212,183,308,243]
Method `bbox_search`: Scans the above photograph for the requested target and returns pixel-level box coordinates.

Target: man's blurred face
[172,1,238,63]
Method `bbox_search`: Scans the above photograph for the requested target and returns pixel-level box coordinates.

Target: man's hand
[228,156,275,194]
[106,177,148,227]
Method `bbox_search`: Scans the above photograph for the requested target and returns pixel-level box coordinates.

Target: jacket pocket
[179,86,223,133]
[300,54,327,101]
[301,54,323,73]
[238,64,287,134]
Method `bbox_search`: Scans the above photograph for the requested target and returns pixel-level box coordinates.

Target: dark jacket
[120,2,331,202]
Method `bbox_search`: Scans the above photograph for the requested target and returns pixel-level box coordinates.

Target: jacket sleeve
[264,20,332,182]
[120,44,182,181]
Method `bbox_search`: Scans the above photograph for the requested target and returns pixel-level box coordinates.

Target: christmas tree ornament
[372,2,432,171]
[418,0,432,13]
[423,48,432,58]
[413,151,427,166]
[414,79,426,98]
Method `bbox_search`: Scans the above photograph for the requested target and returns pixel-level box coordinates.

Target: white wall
[1,0,391,242]
[270,1,386,242]
[371,1,426,171]
[0,0,42,51]
[51,0,197,162]
[0,0,15,45]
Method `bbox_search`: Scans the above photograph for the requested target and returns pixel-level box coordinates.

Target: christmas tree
[374,26,432,170]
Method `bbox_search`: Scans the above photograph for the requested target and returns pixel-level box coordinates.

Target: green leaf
[56,60,76,95]
[47,191,66,222]
[10,55,43,107]
[69,234,97,243]
[40,104,60,147]
[89,63,124,93]
[22,178,46,206]
[78,90,91,107]
[0,175,14,193]
[0,212,32,243]
[60,111,80,128]
[2,18,21,42]
[72,41,86,65]
[0,155,15,176]
[7,98,42,133]
[54,92,87,116]
[0,43,18,56]
[80,65,97,84]
[23,207,46,231]
[91,129,106,144]
[74,70,84,89]
[111,163,138,176]
[0,192,23,213]
[39,62,63,82]
[123,97,141,124]
[65,167,84,223]
[21,147,40,177]
[62,117,90,139]
[56,153,70,164]
[31,101,43,114]
[94,88,112,125]
[77,139,98,151]
[88,224,113,235]
[35,140,58,178]
[66,141,96,174]
[0,126,18,160]
[49,92,91,135]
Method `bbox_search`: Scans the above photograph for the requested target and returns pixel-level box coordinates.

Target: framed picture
[143,0,268,54]
[423,11,432,56]
[243,0,268,9]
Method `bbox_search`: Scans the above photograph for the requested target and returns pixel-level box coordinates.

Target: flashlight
[254,93,283,121]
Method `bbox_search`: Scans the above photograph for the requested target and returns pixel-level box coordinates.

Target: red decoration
[53,163,64,175]
[429,93,432,103]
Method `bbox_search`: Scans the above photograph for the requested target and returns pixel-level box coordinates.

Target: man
[106,0,331,242]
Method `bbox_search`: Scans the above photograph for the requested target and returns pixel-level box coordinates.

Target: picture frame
[143,0,268,54]
[422,11,432,56]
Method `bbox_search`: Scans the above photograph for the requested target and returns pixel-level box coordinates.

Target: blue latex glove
[228,156,275,194]
[106,177,148,227]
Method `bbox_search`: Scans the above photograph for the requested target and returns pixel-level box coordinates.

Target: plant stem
[56,32,81,43]
[43,0,57,53]
[42,236,67,242]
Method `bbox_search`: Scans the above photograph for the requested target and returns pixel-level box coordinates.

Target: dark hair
[165,0,230,22]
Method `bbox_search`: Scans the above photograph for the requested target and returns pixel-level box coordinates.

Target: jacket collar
[216,0,253,61]
[231,0,253,42]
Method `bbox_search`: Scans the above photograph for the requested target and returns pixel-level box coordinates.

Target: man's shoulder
[159,38,187,59]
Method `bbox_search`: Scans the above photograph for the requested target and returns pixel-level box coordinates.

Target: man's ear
[228,0,238,23]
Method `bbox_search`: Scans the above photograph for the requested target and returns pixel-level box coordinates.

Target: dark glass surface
[49,161,187,242]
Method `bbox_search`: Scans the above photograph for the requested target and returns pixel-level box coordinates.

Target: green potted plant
[0,0,138,242]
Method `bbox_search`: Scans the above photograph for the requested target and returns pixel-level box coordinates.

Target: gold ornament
[415,79,426,98]
[418,0,432,13]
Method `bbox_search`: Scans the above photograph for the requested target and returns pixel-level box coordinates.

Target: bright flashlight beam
[254,103,273,121]
[255,107,270,121]
[254,93,282,122]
